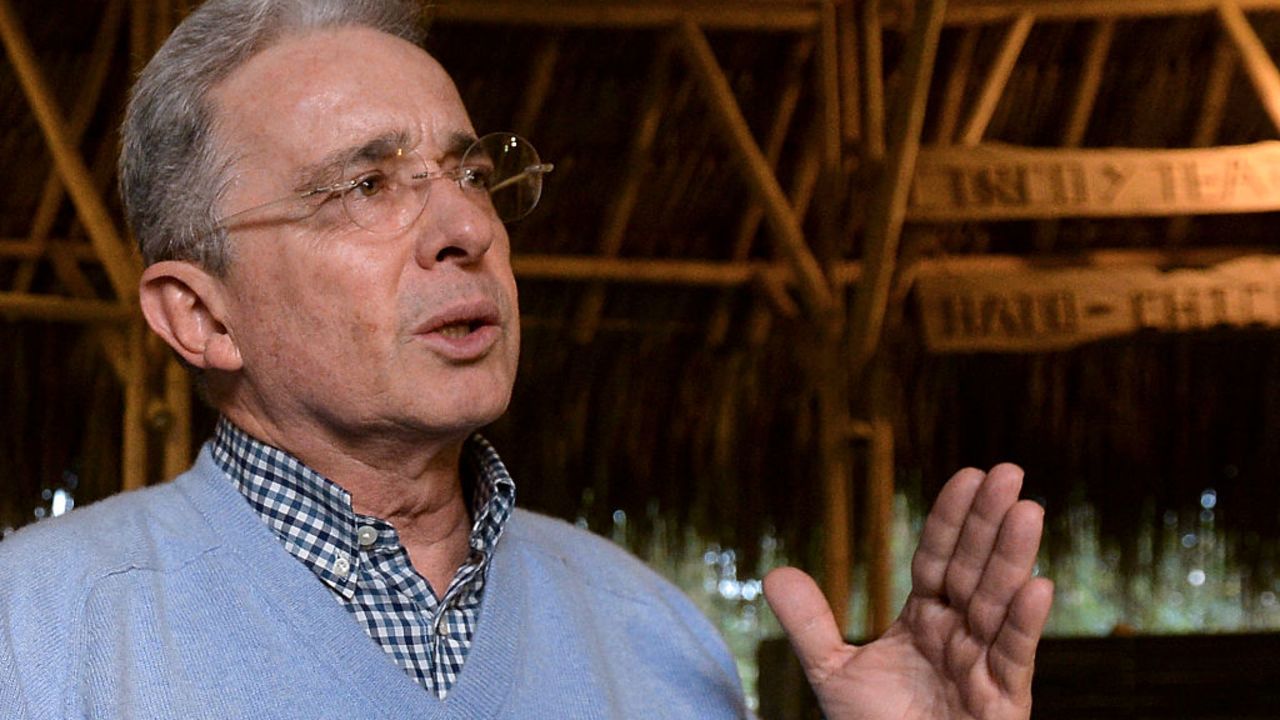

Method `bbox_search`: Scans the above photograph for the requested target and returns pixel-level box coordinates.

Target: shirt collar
[210,417,516,595]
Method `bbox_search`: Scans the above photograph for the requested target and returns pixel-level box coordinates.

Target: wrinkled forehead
[209,25,476,187]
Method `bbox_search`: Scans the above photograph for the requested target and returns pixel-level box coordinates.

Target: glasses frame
[212,131,553,235]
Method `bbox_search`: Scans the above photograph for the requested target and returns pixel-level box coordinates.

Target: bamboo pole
[122,319,148,491]
[848,0,948,375]
[934,27,979,144]
[1217,2,1280,135]
[432,1,821,31]
[706,36,814,347]
[12,0,124,293]
[866,360,895,637]
[943,0,1280,25]
[0,0,140,302]
[512,35,562,138]
[861,0,886,162]
[162,356,192,480]
[836,0,861,148]
[572,39,673,344]
[1170,38,1236,242]
[0,293,135,323]
[1031,18,1112,252]
[514,254,865,286]
[817,337,852,634]
[957,12,1034,146]
[677,19,833,316]
[0,240,98,260]
[1062,19,1114,147]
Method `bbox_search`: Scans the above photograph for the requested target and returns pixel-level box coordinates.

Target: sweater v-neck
[175,448,523,718]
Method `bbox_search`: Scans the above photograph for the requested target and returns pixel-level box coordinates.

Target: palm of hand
[765,464,1054,720]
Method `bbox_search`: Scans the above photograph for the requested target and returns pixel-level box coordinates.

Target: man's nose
[412,181,499,268]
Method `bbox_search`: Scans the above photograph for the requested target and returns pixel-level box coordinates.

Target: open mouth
[436,320,486,339]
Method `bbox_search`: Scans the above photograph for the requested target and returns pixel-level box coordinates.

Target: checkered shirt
[210,418,516,698]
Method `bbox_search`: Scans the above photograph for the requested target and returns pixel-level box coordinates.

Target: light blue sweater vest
[0,446,747,719]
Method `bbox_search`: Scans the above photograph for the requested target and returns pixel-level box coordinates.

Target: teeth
[438,323,471,339]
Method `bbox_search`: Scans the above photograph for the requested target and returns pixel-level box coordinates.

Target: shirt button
[357,525,378,547]
[332,554,352,578]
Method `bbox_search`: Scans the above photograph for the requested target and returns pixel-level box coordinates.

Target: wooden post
[122,319,148,491]
[817,332,852,634]
[849,0,948,376]
[866,359,895,637]
[677,19,833,316]
[163,356,192,481]
[860,0,886,162]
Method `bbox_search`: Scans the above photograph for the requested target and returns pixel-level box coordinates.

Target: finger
[942,463,1024,610]
[989,577,1054,701]
[910,467,987,598]
[967,499,1045,643]
[763,567,853,684]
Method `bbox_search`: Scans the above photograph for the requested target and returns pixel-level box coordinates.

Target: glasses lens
[340,146,430,233]
[464,133,551,222]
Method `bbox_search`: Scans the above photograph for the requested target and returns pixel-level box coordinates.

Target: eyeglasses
[215,132,553,234]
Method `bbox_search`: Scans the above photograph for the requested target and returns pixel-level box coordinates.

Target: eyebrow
[292,129,414,192]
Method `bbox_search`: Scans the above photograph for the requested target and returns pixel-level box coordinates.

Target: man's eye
[458,165,493,191]
[352,171,388,198]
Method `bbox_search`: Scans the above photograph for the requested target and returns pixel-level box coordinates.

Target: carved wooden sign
[916,255,1280,352]
[908,142,1280,220]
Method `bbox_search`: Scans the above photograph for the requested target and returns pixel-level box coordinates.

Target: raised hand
[763,464,1054,719]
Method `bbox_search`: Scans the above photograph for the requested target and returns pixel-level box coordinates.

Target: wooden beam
[942,0,1280,24]
[13,0,125,293]
[934,26,979,144]
[861,0,887,162]
[850,0,948,373]
[836,0,861,147]
[512,35,562,138]
[865,365,895,638]
[0,0,140,302]
[431,1,822,31]
[162,355,192,481]
[0,293,134,323]
[677,19,833,315]
[1217,1,1280,136]
[958,13,1034,146]
[1169,38,1237,242]
[707,35,814,346]
[571,39,673,344]
[513,254,864,287]
[122,319,147,491]
[1063,19,1114,147]
[0,239,98,260]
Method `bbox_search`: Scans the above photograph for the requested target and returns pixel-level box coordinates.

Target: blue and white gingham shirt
[210,418,516,698]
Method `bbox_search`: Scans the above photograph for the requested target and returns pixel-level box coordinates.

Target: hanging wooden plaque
[916,255,1280,352]
[908,142,1280,221]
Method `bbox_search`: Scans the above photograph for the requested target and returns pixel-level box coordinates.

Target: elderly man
[0,0,1052,717]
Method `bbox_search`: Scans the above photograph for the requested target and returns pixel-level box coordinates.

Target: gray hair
[119,0,428,273]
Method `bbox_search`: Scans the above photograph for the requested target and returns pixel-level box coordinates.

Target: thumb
[764,567,853,683]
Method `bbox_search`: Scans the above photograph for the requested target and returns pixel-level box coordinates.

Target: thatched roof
[6,0,1280,618]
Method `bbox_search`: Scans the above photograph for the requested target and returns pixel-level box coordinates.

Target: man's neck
[223,408,476,594]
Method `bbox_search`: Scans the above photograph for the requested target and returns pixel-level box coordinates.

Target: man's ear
[139,261,243,372]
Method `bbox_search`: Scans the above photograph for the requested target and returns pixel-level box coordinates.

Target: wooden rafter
[432,1,821,31]
[511,35,562,138]
[571,38,674,345]
[677,19,833,316]
[0,0,140,302]
[958,13,1034,146]
[1218,1,1280,135]
[706,35,814,347]
[942,0,1280,24]
[934,26,978,144]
